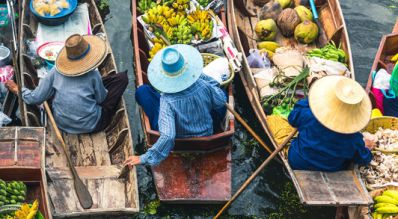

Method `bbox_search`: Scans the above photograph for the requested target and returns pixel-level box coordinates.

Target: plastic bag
[247,49,271,69]
[373,69,391,90]
[0,111,11,127]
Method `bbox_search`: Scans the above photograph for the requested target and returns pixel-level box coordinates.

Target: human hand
[5,80,19,95]
[364,138,376,150]
[123,155,141,169]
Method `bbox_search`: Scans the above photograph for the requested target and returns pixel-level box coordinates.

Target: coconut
[277,8,301,37]
[259,1,283,21]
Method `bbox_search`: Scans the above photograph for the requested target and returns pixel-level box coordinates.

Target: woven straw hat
[309,75,372,134]
[148,44,203,93]
[55,34,107,76]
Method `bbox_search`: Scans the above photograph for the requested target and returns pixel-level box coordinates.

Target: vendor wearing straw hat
[288,75,374,171]
[124,44,227,167]
[5,34,128,134]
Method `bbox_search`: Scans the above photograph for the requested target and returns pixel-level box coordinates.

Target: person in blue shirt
[124,44,227,167]
[288,75,374,172]
[5,34,128,134]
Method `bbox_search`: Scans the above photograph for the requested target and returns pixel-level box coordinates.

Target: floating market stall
[359,20,398,219]
[0,127,51,219]
[18,0,139,217]
[227,0,372,206]
[132,0,237,203]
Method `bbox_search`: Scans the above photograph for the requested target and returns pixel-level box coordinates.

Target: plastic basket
[362,116,398,133]
[201,53,234,88]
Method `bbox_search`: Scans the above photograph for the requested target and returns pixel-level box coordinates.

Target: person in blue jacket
[288,75,374,171]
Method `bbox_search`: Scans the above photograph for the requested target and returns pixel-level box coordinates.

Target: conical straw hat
[309,75,372,134]
[56,34,107,77]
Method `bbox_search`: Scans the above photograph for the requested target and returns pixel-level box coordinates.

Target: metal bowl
[0,45,11,67]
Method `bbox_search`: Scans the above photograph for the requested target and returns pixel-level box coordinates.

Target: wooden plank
[46,165,121,179]
[294,170,372,205]
[91,132,111,166]
[48,179,83,214]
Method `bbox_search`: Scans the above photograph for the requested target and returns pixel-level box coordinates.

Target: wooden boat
[0,127,51,219]
[366,21,398,95]
[131,1,235,203]
[227,0,372,206]
[18,0,139,217]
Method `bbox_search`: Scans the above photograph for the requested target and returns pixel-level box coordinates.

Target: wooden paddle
[214,129,297,219]
[43,102,93,209]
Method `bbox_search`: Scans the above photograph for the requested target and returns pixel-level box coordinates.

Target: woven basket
[363,116,398,133]
[201,53,234,88]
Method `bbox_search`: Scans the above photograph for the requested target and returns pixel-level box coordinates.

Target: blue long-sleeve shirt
[21,68,107,134]
[140,74,227,165]
[287,99,372,171]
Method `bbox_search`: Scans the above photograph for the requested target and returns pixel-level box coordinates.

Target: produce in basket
[259,1,283,21]
[277,8,301,37]
[137,0,156,14]
[372,190,398,218]
[307,42,347,64]
[187,9,213,41]
[359,151,398,187]
[0,180,27,206]
[294,5,313,21]
[363,128,398,152]
[255,19,277,41]
[294,20,319,44]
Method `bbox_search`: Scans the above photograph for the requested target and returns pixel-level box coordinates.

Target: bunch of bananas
[307,42,347,64]
[171,0,190,14]
[373,190,398,219]
[197,0,210,7]
[137,0,156,14]
[141,5,176,27]
[14,200,39,219]
[0,180,26,206]
[172,20,193,44]
[188,9,213,41]
[149,38,167,61]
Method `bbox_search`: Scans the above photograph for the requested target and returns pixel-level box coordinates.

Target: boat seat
[291,169,373,206]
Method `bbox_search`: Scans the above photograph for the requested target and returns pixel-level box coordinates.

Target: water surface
[103,0,398,218]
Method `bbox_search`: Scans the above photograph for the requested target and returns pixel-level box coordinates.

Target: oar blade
[74,176,93,209]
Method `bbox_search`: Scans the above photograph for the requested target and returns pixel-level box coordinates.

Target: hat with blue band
[148,44,203,93]
[56,34,107,77]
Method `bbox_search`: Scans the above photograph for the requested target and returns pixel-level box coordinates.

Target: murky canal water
[102,0,398,218]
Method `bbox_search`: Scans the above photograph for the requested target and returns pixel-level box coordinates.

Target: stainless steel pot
[0,44,11,67]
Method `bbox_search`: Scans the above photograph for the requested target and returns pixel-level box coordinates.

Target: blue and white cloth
[135,74,227,166]
[21,68,107,134]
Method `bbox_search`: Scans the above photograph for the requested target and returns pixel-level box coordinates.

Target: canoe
[18,0,139,217]
[366,21,398,96]
[131,1,235,203]
[0,127,51,219]
[227,0,372,206]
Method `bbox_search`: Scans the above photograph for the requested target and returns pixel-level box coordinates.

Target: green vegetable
[307,41,347,64]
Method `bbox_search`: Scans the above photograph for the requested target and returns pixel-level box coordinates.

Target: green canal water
[102,0,398,218]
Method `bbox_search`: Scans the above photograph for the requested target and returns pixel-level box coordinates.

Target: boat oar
[225,104,274,154]
[309,0,328,47]
[43,102,93,209]
[214,129,297,219]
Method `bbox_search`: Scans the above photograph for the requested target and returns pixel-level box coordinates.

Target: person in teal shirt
[288,75,374,171]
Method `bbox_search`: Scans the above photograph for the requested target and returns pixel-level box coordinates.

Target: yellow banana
[383,190,398,201]
[375,203,397,209]
[257,41,280,52]
[375,196,398,205]
[376,206,398,214]
[391,53,398,62]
